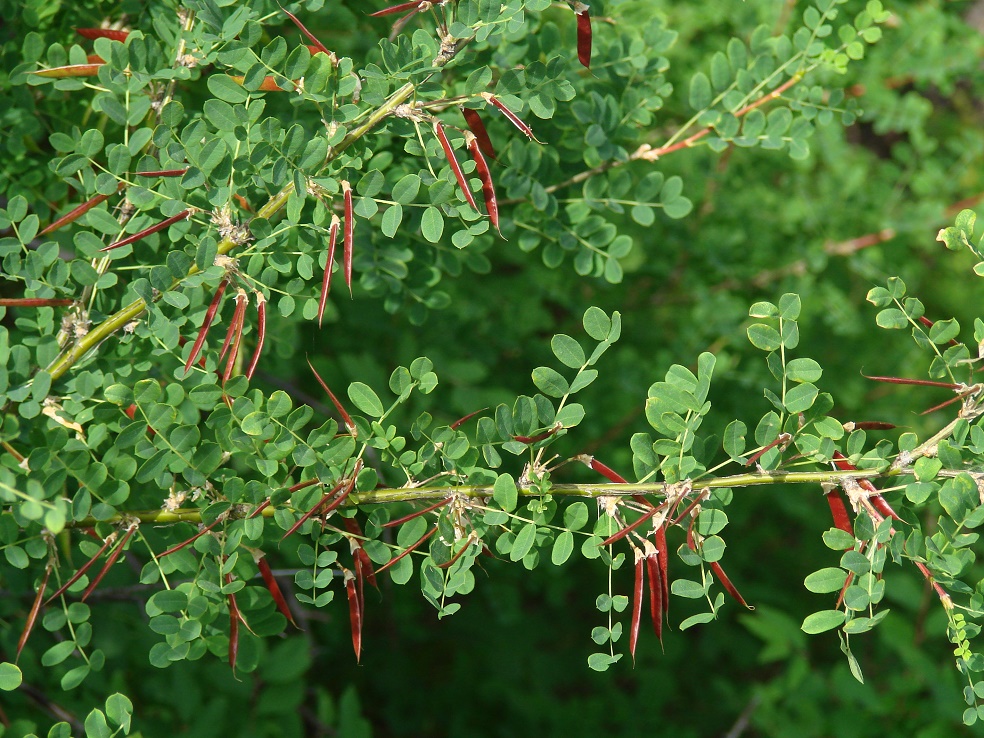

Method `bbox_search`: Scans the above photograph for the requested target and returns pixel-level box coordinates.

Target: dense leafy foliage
[4,0,984,735]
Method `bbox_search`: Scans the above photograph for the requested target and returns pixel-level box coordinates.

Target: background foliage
[3,0,984,735]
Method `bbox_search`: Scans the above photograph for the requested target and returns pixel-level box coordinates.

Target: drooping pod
[318,215,341,327]
[461,107,496,160]
[464,132,500,234]
[221,290,249,385]
[433,120,478,212]
[572,2,592,69]
[0,298,74,307]
[342,180,354,296]
[629,548,644,663]
[245,293,266,381]
[185,278,229,373]
[16,564,52,662]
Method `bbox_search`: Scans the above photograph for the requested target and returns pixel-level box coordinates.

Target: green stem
[63,467,896,529]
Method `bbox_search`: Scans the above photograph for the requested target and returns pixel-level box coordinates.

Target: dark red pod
[434,120,478,212]
[382,497,449,529]
[81,524,137,602]
[134,168,188,178]
[450,407,487,430]
[44,534,115,605]
[370,0,421,16]
[344,567,363,662]
[645,554,663,646]
[342,181,354,296]
[318,214,341,327]
[600,505,662,546]
[245,293,267,381]
[464,131,500,234]
[17,564,52,662]
[375,525,437,575]
[41,182,126,236]
[629,550,644,663]
[254,553,298,628]
[482,93,543,143]
[101,209,191,251]
[185,278,229,373]
[158,518,221,558]
[461,108,496,161]
[573,3,592,69]
[307,358,356,434]
[76,28,130,42]
[281,6,333,57]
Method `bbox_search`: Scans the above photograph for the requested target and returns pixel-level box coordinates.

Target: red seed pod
[512,423,561,444]
[825,487,854,536]
[655,525,669,615]
[306,358,356,434]
[33,64,103,78]
[375,525,438,575]
[81,524,138,602]
[280,480,346,541]
[75,28,130,42]
[461,107,496,161]
[342,180,354,296]
[832,452,902,522]
[254,553,299,628]
[437,536,474,570]
[134,168,188,178]
[245,293,266,381]
[370,0,422,16]
[318,215,341,327]
[281,6,333,57]
[464,132,500,234]
[44,534,115,605]
[342,517,378,589]
[599,505,662,547]
[222,292,248,385]
[158,519,221,558]
[41,182,126,236]
[482,93,543,143]
[101,209,191,251]
[185,279,229,373]
[226,573,241,673]
[629,550,644,663]
[218,289,249,363]
[645,554,663,646]
[449,407,487,430]
[0,298,74,307]
[573,3,592,69]
[708,561,752,609]
[861,372,960,389]
[17,564,52,662]
[433,120,478,212]
[382,498,449,529]
[344,568,362,662]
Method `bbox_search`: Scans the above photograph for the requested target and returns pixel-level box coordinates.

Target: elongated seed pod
[280,480,346,541]
[645,554,663,645]
[0,298,74,307]
[44,534,115,605]
[482,93,543,143]
[461,107,496,160]
[318,215,341,327]
[708,561,752,609]
[134,168,188,178]
[158,519,221,558]
[226,573,240,672]
[255,555,299,628]
[281,6,333,56]
[81,525,137,602]
[382,497,449,529]
[344,568,362,662]
[375,525,437,575]
[306,357,356,433]
[33,64,103,78]
[600,505,662,546]
[464,132,500,234]
[41,181,126,235]
[101,209,191,251]
[342,180,354,296]
[342,517,378,588]
[862,373,960,389]
[245,294,266,380]
[76,28,130,41]
[370,0,422,16]
[218,289,248,363]
[222,291,249,385]
[825,487,853,535]
[629,550,644,663]
[434,120,478,212]
[17,564,51,662]
[450,407,487,430]
[573,3,592,69]
[655,525,669,615]
[185,279,229,373]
